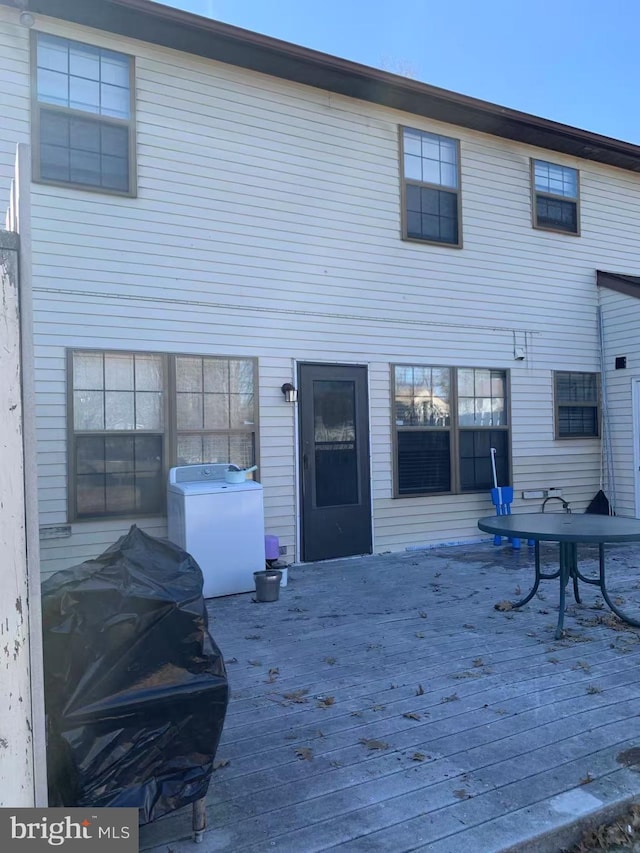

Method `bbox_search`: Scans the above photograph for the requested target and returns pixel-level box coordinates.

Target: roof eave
[8,0,640,173]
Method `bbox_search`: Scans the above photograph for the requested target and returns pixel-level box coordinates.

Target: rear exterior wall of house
[3,6,640,576]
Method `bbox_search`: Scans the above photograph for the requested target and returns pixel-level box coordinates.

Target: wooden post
[0,230,34,806]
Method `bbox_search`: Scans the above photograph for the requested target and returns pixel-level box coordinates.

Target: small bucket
[254,570,282,602]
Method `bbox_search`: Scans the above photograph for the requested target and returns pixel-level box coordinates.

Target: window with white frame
[401,127,461,246]
[554,371,599,438]
[393,365,509,496]
[33,33,135,194]
[532,159,579,234]
[69,351,257,519]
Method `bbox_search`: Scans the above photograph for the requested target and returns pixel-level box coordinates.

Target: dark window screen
[459,429,509,492]
[406,185,458,244]
[536,196,577,233]
[397,431,450,495]
[75,434,163,517]
[40,108,129,191]
[558,406,598,438]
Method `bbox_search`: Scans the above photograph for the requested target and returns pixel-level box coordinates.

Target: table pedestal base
[510,542,640,639]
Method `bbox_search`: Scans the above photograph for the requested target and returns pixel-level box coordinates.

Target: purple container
[265,534,279,561]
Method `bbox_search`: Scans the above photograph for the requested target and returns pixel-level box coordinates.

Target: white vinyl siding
[2,7,640,575]
[598,287,640,518]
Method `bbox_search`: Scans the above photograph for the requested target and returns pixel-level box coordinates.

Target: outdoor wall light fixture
[281,383,298,403]
[19,10,35,27]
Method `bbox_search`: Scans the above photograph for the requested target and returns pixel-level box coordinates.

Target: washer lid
[168,479,263,496]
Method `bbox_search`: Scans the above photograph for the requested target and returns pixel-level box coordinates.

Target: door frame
[293,359,374,562]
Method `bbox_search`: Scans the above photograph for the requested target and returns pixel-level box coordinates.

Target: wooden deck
[140,540,640,853]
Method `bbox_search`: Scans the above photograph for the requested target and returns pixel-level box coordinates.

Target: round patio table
[478,512,640,639]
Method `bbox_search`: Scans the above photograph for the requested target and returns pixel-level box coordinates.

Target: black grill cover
[42,525,229,823]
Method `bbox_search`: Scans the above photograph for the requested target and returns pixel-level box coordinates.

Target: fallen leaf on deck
[495,600,513,612]
[441,692,459,703]
[283,688,309,703]
[416,684,425,696]
[580,773,594,785]
[371,704,386,711]
[472,658,484,668]
[419,611,428,618]
[403,712,421,721]
[244,634,260,640]
[410,752,428,762]
[225,657,238,664]
[415,632,425,638]
[586,685,603,694]
[463,624,475,629]
[317,696,335,707]
[324,656,337,665]
[350,711,363,717]
[213,758,230,770]
[248,660,262,666]
[284,732,297,740]
[265,668,280,683]
[453,789,471,800]
[295,747,313,761]
[360,738,389,750]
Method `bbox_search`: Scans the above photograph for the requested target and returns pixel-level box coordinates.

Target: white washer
[167,465,265,598]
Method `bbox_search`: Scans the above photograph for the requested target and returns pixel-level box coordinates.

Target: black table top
[478,512,640,543]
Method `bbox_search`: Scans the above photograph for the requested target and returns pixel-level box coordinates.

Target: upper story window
[532,159,579,235]
[33,33,135,195]
[401,127,461,247]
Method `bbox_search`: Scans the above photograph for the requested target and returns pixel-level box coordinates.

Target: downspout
[596,285,616,515]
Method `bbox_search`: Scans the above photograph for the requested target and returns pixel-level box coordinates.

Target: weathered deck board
[140,541,640,853]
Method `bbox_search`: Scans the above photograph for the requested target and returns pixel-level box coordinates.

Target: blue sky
[154,0,639,144]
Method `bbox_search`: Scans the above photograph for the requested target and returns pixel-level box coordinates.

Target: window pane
[101,124,129,158]
[315,442,358,507]
[135,392,163,430]
[37,68,68,106]
[41,111,69,147]
[403,129,422,156]
[135,354,163,391]
[177,392,203,429]
[421,158,440,185]
[100,83,130,118]
[204,393,229,429]
[395,397,413,425]
[404,154,422,181]
[76,435,105,474]
[458,397,475,426]
[105,434,133,473]
[176,357,202,392]
[230,359,254,394]
[230,393,255,428]
[71,118,101,152]
[459,429,508,491]
[177,434,204,465]
[458,368,474,396]
[105,472,135,514]
[203,434,231,464]
[229,434,255,468]
[69,75,100,113]
[74,390,104,430]
[397,431,450,495]
[203,359,229,392]
[37,34,68,73]
[74,352,103,389]
[134,435,163,473]
[105,391,135,429]
[70,150,101,186]
[101,51,130,87]
[394,366,414,397]
[69,43,100,80]
[475,369,491,396]
[76,474,106,516]
[101,154,129,191]
[440,163,457,189]
[105,353,134,389]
